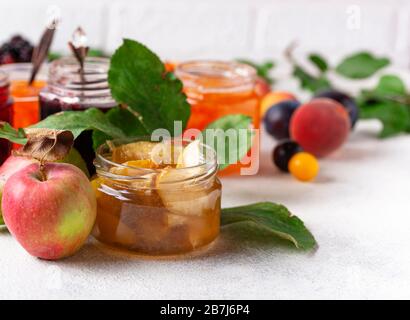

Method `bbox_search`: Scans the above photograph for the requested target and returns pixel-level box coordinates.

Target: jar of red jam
[39,57,117,173]
[0,71,13,164]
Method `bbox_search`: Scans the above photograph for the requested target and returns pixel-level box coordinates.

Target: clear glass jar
[0,71,13,164]
[0,63,47,128]
[92,137,222,256]
[39,57,117,173]
[175,61,261,175]
[39,56,116,118]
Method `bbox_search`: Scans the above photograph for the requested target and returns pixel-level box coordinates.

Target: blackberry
[0,35,34,65]
[17,44,33,62]
[0,43,15,64]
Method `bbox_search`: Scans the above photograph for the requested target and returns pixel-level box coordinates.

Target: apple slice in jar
[109,160,162,207]
[157,140,221,217]
[150,140,184,166]
[111,141,159,163]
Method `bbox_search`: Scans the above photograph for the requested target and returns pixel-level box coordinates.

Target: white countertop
[1,121,409,300]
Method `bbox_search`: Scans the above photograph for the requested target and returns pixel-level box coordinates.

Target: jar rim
[48,56,110,88]
[94,137,219,185]
[50,56,109,70]
[0,71,9,87]
[44,56,116,107]
[175,60,257,93]
[0,63,48,82]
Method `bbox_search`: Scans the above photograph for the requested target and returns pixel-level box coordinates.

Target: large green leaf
[92,106,148,150]
[203,115,253,170]
[221,202,317,250]
[336,52,390,79]
[360,100,410,138]
[358,75,410,138]
[108,39,191,136]
[31,108,126,140]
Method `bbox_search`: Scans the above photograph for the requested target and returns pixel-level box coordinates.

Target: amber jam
[0,63,46,129]
[39,57,117,173]
[175,61,261,175]
[0,71,13,164]
[92,138,221,256]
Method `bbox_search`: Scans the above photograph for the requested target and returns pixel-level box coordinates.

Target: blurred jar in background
[0,63,47,129]
[175,61,261,175]
[39,57,117,174]
[0,71,13,164]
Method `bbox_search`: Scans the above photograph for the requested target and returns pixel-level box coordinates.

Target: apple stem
[38,161,47,182]
[36,131,59,182]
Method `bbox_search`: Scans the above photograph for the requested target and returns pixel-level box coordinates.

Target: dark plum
[314,89,359,128]
[273,140,303,172]
[263,100,300,140]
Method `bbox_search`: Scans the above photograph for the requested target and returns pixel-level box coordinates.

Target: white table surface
[0,121,409,300]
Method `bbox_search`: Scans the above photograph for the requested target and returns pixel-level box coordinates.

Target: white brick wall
[0,0,409,65]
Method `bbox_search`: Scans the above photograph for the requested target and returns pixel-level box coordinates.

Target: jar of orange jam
[175,61,261,174]
[0,63,46,129]
[92,138,221,256]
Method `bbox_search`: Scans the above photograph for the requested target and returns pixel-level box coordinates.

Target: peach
[290,98,350,157]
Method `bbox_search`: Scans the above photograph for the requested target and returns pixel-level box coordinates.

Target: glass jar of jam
[39,57,115,117]
[0,63,47,129]
[39,57,117,173]
[92,137,221,256]
[175,61,261,175]
[0,71,13,164]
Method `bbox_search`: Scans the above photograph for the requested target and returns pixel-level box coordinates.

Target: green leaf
[48,51,62,62]
[373,74,406,96]
[292,65,332,93]
[309,53,328,72]
[88,49,107,58]
[221,202,317,250]
[357,74,410,138]
[92,106,148,150]
[359,100,410,138]
[31,108,126,140]
[202,115,253,170]
[108,39,191,136]
[336,52,390,79]
[59,148,90,178]
[0,122,27,145]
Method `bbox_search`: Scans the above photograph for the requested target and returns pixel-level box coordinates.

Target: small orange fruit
[288,152,319,182]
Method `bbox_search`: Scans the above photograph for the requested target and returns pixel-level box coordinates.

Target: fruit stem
[38,161,47,182]
[36,130,58,182]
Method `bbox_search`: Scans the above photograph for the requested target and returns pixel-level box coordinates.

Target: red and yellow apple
[0,155,34,224]
[1,162,96,260]
[0,149,89,225]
